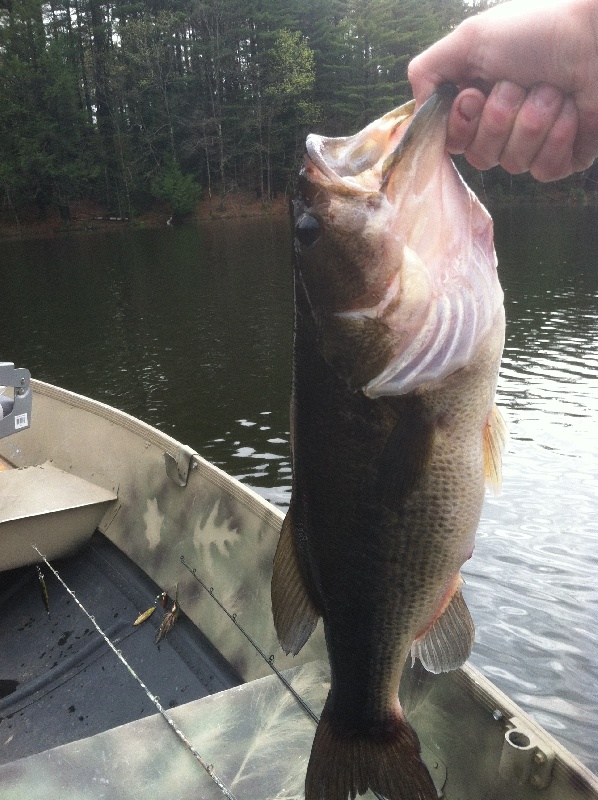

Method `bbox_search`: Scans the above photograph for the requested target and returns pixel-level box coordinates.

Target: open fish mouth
[305,83,458,194]
[297,84,504,398]
[305,99,415,193]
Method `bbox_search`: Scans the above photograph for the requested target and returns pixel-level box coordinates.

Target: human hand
[408,0,598,181]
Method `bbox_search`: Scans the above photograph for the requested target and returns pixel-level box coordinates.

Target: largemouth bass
[271,83,507,800]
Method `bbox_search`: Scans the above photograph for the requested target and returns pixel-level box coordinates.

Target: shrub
[151,161,201,220]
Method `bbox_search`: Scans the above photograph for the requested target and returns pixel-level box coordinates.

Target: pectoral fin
[376,396,435,510]
[271,509,320,655]
[484,404,508,495]
[411,580,474,674]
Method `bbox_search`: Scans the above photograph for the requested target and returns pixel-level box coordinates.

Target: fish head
[293,84,503,397]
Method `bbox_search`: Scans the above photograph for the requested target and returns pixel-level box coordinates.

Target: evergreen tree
[3,0,580,218]
[0,0,98,217]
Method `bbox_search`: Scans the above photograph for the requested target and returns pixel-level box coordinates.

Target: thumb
[408,22,479,106]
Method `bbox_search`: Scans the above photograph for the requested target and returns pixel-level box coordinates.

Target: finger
[530,97,577,182]
[499,84,566,175]
[446,89,485,154]
[464,81,527,171]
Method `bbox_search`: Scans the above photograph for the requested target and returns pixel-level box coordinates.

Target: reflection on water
[1,205,597,772]
[202,412,293,508]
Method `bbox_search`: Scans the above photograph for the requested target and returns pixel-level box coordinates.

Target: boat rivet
[492,709,504,722]
[533,751,547,765]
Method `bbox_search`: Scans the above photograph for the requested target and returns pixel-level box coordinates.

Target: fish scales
[272,84,506,800]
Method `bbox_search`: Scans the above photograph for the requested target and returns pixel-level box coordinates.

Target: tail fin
[305,699,437,800]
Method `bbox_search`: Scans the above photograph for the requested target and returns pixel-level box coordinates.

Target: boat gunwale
[455,664,598,792]
[29,378,285,533]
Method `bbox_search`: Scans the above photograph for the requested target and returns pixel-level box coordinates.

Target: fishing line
[180,554,320,725]
[179,555,388,800]
[32,546,239,800]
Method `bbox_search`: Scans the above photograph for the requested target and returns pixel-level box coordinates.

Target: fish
[271,83,507,800]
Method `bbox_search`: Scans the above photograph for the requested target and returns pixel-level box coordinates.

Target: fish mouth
[305,83,459,196]
[380,83,458,196]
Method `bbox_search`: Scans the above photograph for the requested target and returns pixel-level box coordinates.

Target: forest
[1,0,596,226]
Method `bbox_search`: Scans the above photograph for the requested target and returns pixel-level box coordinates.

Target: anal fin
[271,509,320,655]
[411,581,474,674]
[484,403,508,495]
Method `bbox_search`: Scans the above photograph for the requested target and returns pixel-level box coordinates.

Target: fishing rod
[179,553,388,800]
[180,553,320,725]
[31,543,387,800]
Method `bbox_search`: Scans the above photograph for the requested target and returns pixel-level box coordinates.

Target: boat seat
[0,462,117,572]
[0,361,32,440]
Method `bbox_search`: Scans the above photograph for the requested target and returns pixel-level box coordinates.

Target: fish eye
[295,213,321,248]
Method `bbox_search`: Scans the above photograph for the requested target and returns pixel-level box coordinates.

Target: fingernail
[457,94,483,124]
[494,81,526,109]
[530,83,561,110]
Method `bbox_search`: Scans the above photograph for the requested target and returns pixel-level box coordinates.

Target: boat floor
[0,532,242,766]
[1,536,596,800]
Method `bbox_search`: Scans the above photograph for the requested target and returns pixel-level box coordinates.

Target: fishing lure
[156,585,179,643]
[133,607,156,626]
[36,565,50,616]
[133,588,171,627]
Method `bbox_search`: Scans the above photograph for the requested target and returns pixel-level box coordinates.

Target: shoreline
[0,192,290,241]
[1,188,595,241]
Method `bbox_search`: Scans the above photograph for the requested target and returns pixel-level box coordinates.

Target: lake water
[1,205,597,773]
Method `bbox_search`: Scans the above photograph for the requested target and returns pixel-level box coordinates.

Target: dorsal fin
[484,404,508,495]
